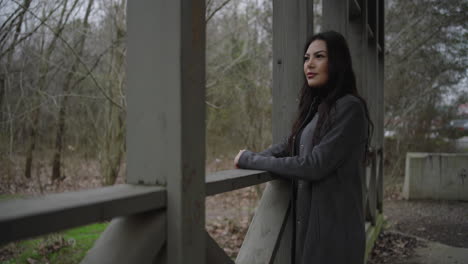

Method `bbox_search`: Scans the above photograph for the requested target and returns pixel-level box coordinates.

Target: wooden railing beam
[206,170,273,196]
[0,184,165,245]
[236,180,290,264]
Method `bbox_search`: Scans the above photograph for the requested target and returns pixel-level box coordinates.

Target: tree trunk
[24,109,39,179]
[101,1,126,185]
[0,77,4,125]
[25,0,75,179]
[51,0,94,181]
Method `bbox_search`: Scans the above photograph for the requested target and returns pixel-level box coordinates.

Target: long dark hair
[287,31,373,162]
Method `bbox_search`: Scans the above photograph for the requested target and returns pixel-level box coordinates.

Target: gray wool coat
[238,94,368,264]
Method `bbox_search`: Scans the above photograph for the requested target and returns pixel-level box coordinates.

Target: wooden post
[348,0,367,97]
[322,0,349,37]
[348,0,369,218]
[366,0,378,147]
[120,0,205,263]
[272,0,314,261]
[377,0,385,212]
[272,0,314,141]
[236,1,313,263]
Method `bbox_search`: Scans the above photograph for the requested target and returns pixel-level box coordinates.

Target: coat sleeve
[237,98,368,182]
[256,138,289,157]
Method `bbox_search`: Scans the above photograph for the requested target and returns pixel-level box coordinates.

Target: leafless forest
[0,0,466,195]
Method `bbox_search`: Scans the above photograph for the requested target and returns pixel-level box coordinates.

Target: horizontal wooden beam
[1,169,275,245]
[0,184,166,245]
[205,169,273,196]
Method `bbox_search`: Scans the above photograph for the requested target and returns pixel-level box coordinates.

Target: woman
[234,31,373,264]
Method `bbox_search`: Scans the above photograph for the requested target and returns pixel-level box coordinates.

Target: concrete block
[403,153,468,201]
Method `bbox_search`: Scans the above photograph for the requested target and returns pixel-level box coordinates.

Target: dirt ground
[384,199,468,248]
[367,174,468,263]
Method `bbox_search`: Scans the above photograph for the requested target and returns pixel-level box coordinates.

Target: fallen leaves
[368,230,424,264]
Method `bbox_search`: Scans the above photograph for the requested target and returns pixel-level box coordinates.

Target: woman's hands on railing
[234,149,246,168]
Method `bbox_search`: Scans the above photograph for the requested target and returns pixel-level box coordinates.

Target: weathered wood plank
[366,0,378,149]
[272,206,292,264]
[366,153,377,225]
[0,184,165,245]
[348,0,367,104]
[236,180,290,264]
[206,231,233,264]
[367,24,375,40]
[272,0,313,142]
[364,213,384,263]
[349,0,362,20]
[206,170,273,196]
[377,150,383,212]
[270,0,313,262]
[81,210,166,264]
[153,244,167,264]
[323,0,349,36]
[127,0,206,263]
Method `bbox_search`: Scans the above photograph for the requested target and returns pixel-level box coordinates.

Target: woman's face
[304,40,329,88]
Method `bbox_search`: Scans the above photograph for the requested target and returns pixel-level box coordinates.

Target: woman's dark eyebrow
[313,50,327,55]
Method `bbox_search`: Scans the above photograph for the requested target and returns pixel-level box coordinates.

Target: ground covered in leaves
[367,231,424,264]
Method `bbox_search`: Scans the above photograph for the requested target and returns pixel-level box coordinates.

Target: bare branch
[10,0,123,109]
[206,0,232,23]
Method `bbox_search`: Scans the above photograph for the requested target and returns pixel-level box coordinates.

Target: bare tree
[384,0,467,177]
[97,0,126,185]
[51,0,94,181]
[24,0,80,179]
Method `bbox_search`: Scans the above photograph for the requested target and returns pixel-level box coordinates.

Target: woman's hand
[234,149,246,168]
